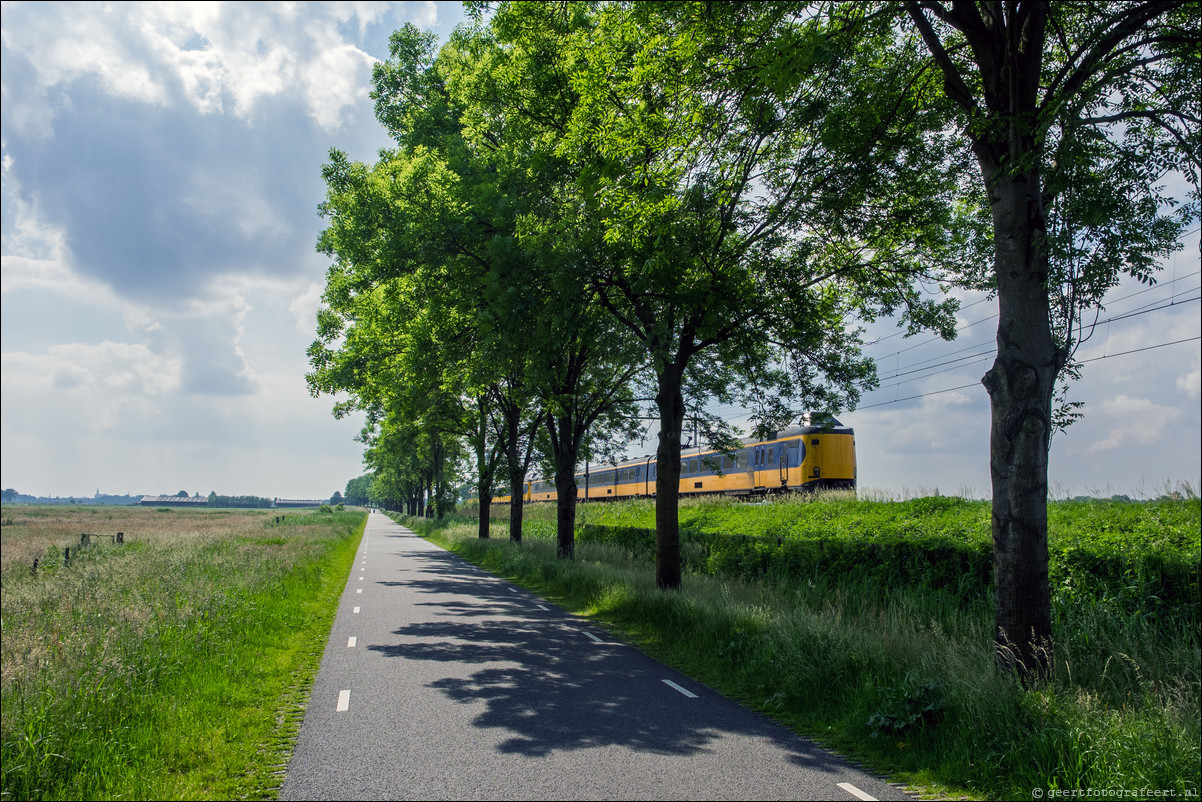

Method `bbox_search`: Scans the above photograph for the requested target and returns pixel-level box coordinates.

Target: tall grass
[1,506,365,801]
[410,494,1200,800]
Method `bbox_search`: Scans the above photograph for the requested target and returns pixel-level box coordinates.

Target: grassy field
[415,491,1200,800]
[0,505,365,801]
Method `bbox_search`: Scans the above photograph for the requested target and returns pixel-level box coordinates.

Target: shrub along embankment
[576,494,1200,625]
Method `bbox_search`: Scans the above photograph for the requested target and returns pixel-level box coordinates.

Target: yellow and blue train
[495,417,855,504]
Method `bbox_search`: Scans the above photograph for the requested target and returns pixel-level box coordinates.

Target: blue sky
[2,1,1199,500]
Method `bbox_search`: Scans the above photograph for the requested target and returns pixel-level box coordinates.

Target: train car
[498,416,855,504]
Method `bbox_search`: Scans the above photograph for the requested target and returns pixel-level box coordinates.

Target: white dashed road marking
[353,606,360,613]
[584,632,604,643]
[662,679,698,698]
[336,690,350,712]
[837,782,878,801]
[347,636,357,647]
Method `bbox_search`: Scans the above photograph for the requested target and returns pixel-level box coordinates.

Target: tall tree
[311,24,549,540]
[344,474,373,507]
[900,0,1199,679]
[445,12,647,558]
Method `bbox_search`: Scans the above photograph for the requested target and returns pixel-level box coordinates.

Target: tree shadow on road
[366,549,851,776]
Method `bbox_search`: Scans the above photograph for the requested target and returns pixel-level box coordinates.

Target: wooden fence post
[64,546,70,566]
[32,557,39,575]
[81,533,90,546]
[117,532,124,543]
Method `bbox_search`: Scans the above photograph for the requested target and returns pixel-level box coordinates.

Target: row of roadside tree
[308,1,1198,681]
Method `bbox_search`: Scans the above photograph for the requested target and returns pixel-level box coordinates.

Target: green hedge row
[577,523,991,599]
[575,520,1200,618]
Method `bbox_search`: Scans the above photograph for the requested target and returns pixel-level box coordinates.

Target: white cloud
[0,147,94,295]
[301,31,376,131]
[1177,353,1201,399]
[2,1,402,134]
[288,283,324,333]
[16,9,170,106]
[1086,394,1183,453]
[1,341,182,396]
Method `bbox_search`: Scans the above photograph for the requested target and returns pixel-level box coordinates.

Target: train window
[690,459,698,474]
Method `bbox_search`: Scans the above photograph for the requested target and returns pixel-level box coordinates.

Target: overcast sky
[2,1,1199,501]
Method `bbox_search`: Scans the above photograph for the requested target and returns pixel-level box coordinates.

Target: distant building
[138,495,209,507]
[274,498,329,508]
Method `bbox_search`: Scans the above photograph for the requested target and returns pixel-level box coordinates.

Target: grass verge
[1,506,366,801]
[402,499,1199,801]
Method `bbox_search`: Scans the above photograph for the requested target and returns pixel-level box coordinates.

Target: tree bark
[654,362,686,590]
[474,397,497,539]
[980,162,1058,682]
[551,415,580,560]
[555,469,579,560]
[505,403,526,544]
[478,492,493,539]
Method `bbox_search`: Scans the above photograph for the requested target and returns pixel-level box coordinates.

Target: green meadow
[0,505,365,801]
[417,490,1200,800]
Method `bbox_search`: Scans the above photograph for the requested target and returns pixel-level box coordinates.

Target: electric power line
[872,291,1199,388]
[858,335,1201,411]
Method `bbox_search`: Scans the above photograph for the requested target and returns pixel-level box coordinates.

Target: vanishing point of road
[280,510,912,801]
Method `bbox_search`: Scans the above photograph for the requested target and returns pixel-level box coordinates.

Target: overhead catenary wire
[616,255,1201,446]
[858,335,1201,411]
[865,268,1201,364]
[659,292,1200,428]
[869,290,1200,389]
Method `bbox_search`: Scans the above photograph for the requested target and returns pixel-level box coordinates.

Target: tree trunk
[433,436,444,519]
[478,491,493,539]
[981,164,1058,682]
[475,407,493,539]
[505,404,525,544]
[654,363,686,590]
[507,472,525,543]
[552,416,580,560]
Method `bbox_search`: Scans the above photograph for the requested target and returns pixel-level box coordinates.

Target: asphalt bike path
[281,510,911,801]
